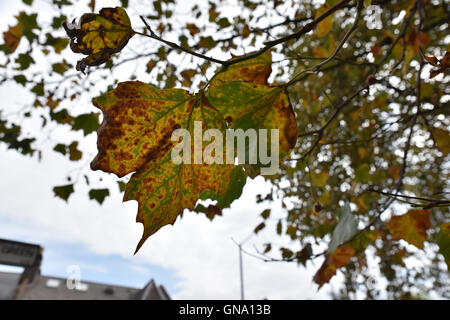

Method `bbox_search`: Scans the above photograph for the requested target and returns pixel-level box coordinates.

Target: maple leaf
[91,81,243,252]
[2,12,39,54]
[386,209,430,249]
[313,245,355,288]
[63,7,134,73]
[53,184,74,202]
[91,52,298,252]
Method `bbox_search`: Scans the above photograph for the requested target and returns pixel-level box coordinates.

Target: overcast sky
[0,0,342,299]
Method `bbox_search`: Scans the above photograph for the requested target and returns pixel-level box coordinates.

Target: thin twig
[137,16,225,65]
[368,188,450,206]
[136,0,353,67]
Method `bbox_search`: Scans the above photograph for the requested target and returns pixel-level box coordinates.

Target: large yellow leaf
[91,52,298,252]
[386,209,430,249]
[63,7,134,73]
[92,82,238,252]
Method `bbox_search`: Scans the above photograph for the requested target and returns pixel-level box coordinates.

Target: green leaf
[276,220,282,235]
[31,82,44,96]
[311,170,329,188]
[355,163,371,183]
[117,181,127,192]
[53,143,67,155]
[44,34,69,53]
[53,184,74,202]
[51,15,67,29]
[89,188,110,204]
[261,209,271,219]
[197,166,247,209]
[286,225,297,239]
[206,82,298,177]
[16,53,34,70]
[50,109,73,124]
[217,17,231,28]
[436,223,450,268]
[280,247,294,259]
[52,62,71,75]
[2,11,39,53]
[198,36,216,50]
[13,75,27,86]
[72,112,99,136]
[68,141,82,161]
[0,120,35,156]
[17,12,39,42]
[193,204,223,220]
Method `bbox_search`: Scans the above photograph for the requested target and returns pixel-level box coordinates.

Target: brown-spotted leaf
[313,245,355,288]
[386,209,430,249]
[63,7,134,73]
[91,51,298,251]
[91,81,241,252]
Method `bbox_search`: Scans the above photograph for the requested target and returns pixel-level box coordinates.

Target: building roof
[0,271,170,300]
[0,238,170,300]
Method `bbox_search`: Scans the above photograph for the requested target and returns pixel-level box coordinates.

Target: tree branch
[136,0,353,67]
[368,188,450,208]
